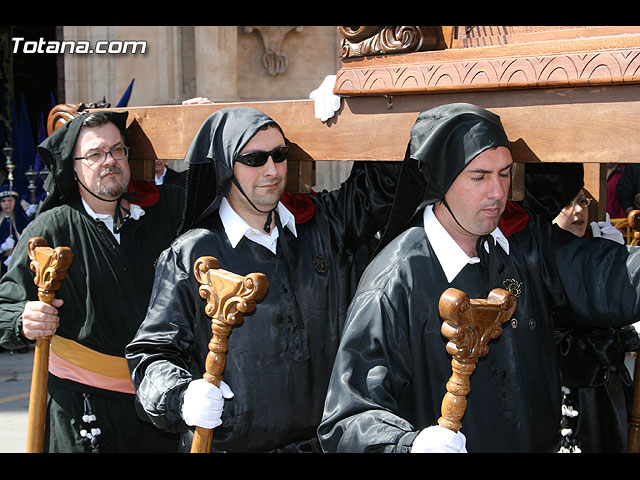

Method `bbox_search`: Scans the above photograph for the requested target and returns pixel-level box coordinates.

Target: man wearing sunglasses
[227,130,290,235]
[0,111,183,452]
[126,107,400,452]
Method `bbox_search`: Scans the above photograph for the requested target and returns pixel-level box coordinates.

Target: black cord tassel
[476,234,504,291]
[264,210,273,233]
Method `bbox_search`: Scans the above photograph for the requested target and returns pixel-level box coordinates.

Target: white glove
[182,97,214,105]
[181,378,234,429]
[309,75,341,122]
[411,425,467,453]
[0,236,15,252]
[590,213,625,244]
[25,204,38,217]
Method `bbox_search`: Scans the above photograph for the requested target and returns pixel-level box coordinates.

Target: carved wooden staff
[437,288,517,432]
[26,237,73,453]
[190,256,268,453]
[626,209,640,453]
[628,209,640,244]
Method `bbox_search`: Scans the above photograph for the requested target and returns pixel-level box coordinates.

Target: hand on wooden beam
[309,75,341,122]
[182,97,215,105]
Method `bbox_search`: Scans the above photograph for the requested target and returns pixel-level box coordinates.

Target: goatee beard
[96,167,127,198]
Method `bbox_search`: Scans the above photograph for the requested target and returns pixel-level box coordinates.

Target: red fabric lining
[281,190,316,224]
[127,180,160,207]
[498,201,529,237]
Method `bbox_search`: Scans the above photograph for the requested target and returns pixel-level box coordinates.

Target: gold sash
[50,335,131,379]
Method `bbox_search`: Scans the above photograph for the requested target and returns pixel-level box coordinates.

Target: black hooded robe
[125,107,399,452]
[524,162,640,452]
[318,209,640,452]
[317,103,640,453]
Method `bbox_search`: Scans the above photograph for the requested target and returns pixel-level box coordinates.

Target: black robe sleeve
[312,161,399,252]
[126,245,197,433]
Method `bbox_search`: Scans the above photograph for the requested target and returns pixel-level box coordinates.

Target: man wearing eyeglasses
[0,111,183,452]
[125,107,400,452]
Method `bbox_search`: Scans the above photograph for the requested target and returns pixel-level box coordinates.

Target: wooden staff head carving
[628,209,640,241]
[437,287,517,432]
[190,256,269,453]
[27,237,73,304]
[25,237,73,453]
[193,256,269,386]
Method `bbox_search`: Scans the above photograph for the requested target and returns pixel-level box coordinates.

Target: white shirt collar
[81,198,145,243]
[423,204,509,283]
[155,166,167,185]
[219,197,297,254]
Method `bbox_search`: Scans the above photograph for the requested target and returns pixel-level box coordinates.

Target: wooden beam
[113,83,640,167]
[95,82,639,217]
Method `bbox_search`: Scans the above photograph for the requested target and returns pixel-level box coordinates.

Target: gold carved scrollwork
[339,26,447,58]
[437,288,517,432]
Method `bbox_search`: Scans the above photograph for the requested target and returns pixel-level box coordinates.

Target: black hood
[413,103,511,206]
[523,162,584,222]
[376,103,511,254]
[36,110,129,213]
[179,107,283,234]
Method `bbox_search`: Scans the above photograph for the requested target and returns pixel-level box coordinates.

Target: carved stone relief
[241,26,303,76]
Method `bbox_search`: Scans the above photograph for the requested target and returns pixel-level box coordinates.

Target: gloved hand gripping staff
[190,256,268,453]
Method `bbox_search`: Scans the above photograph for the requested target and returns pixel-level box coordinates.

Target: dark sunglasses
[236,146,289,167]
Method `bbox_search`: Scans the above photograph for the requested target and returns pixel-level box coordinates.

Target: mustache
[479,202,504,209]
[99,166,124,179]
[255,179,284,187]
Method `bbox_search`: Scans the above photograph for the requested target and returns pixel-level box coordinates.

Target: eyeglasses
[74,145,129,165]
[236,146,289,167]
[565,196,592,210]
